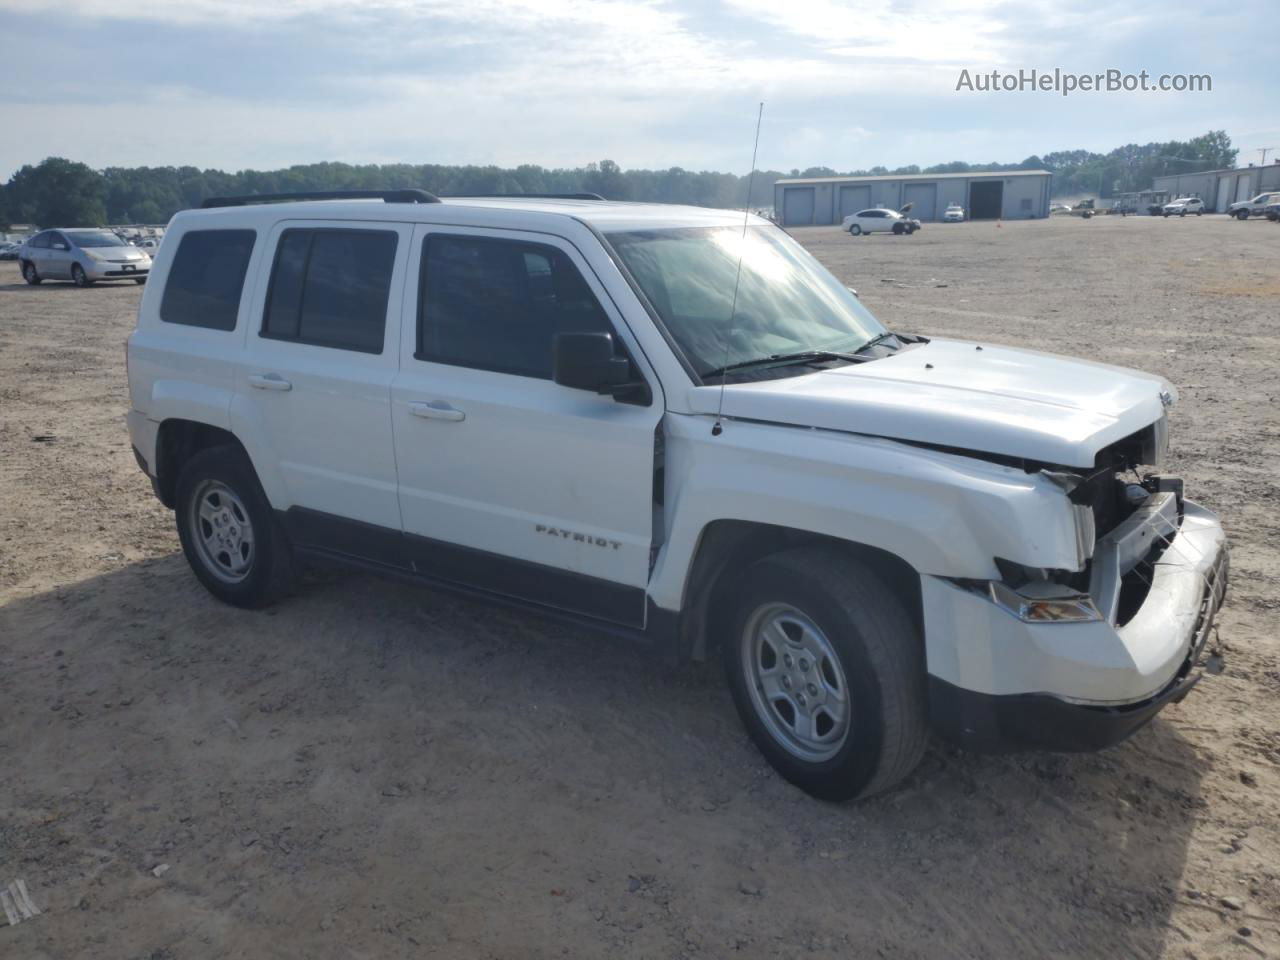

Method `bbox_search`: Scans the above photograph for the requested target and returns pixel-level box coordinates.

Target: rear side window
[262,228,397,354]
[160,229,256,331]
[418,235,611,378]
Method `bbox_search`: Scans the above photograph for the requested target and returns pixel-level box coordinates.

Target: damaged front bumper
[922,499,1228,752]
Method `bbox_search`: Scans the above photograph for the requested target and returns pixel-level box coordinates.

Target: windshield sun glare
[606,224,884,379]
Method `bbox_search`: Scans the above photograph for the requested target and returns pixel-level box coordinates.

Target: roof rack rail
[444,192,606,201]
[200,189,440,209]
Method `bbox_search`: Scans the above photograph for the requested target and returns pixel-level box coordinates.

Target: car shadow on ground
[0,554,1208,958]
[0,282,142,292]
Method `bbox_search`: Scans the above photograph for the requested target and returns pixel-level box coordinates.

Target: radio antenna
[711,101,764,437]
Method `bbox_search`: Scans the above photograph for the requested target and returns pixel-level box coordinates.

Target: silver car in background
[19,229,152,286]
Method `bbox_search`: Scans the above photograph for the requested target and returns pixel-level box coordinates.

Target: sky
[1,0,1277,179]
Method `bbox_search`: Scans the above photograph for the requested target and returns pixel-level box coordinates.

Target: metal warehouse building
[774,169,1053,226]
[1153,160,1280,212]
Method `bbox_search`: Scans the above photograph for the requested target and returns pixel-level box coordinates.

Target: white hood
[688,339,1173,467]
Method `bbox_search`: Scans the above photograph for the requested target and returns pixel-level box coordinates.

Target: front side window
[66,230,126,248]
[262,228,397,353]
[418,235,612,379]
[605,224,885,379]
[160,229,257,331]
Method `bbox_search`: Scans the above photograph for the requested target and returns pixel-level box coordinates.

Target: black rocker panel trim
[278,506,646,628]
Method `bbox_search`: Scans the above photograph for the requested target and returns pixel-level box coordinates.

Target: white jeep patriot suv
[126,189,1229,800]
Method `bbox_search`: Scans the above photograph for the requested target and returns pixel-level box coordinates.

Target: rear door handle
[248,373,292,392]
[409,400,465,422]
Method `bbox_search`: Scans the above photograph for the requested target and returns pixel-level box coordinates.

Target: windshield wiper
[701,350,868,380]
[855,331,900,353]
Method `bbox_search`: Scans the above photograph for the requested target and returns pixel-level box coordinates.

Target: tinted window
[30,233,49,249]
[419,235,611,378]
[160,230,256,331]
[262,228,397,354]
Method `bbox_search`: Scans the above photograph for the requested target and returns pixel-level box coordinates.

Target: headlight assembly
[988,580,1103,623]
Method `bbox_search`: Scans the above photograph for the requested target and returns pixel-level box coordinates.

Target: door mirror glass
[553,332,644,401]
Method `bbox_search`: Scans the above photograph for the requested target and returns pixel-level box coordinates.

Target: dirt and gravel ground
[1,214,1277,960]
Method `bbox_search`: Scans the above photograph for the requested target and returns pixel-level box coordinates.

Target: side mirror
[846,285,859,299]
[553,332,648,403]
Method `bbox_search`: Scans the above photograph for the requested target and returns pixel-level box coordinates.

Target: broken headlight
[987,579,1103,623]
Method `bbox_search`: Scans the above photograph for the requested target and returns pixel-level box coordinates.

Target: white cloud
[0,0,1272,177]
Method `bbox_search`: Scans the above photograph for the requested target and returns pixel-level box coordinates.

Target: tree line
[0,131,1237,228]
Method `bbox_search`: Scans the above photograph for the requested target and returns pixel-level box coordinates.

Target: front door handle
[248,373,292,392]
[409,400,465,422]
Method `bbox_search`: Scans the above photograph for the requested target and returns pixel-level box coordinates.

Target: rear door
[232,219,411,556]
[46,231,72,279]
[390,225,663,626]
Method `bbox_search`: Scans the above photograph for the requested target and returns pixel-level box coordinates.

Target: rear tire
[721,547,927,801]
[22,262,41,285]
[175,445,295,608]
[849,224,862,236]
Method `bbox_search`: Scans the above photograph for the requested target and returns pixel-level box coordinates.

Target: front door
[390,225,663,627]
[232,219,412,556]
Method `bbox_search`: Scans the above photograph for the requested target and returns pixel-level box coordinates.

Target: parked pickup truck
[126,189,1229,800]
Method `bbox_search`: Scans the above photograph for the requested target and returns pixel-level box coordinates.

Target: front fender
[648,415,1081,611]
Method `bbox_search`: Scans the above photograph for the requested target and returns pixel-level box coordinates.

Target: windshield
[605,225,884,379]
[66,231,128,248]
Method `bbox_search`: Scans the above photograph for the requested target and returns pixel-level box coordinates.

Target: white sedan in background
[841,207,921,236]
[942,203,965,222]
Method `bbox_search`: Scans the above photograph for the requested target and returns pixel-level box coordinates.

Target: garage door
[969,181,1004,219]
[1216,178,1231,213]
[1236,176,1253,202]
[838,185,871,219]
[783,187,816,226]
[903,183,937,221]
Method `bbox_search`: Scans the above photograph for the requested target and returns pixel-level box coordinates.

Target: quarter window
[160,229,256,331]
[262,228,397,354]
[418,235,612,379]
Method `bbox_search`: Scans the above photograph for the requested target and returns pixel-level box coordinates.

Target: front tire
[22,262,41,285]
[722,547,927,801]
[1235,210,1249,220]
[71,263,93,286]
[175,446,294,608]
[892,222,905,235]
